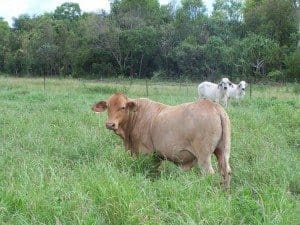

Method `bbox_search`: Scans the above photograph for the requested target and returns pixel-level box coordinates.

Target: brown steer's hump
[108,93,128,107]
[195,98,220,112]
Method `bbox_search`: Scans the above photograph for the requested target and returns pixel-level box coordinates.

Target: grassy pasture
[0,76,299,224]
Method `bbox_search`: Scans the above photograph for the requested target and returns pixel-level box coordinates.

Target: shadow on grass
[125,153,163,180]
[289,179,300,196]
[118,152,205,182]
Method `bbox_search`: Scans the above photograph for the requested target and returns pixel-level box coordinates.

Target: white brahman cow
[198,78,232,108]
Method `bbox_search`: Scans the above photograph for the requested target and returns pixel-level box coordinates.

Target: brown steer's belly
[157,148,196,164]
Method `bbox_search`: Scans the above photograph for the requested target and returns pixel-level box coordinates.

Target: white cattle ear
[92,101,107,113]
[126,101,137,111]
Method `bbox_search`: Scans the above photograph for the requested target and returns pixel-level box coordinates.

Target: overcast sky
[0,0,214,26]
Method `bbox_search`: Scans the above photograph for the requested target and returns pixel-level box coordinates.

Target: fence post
[249,80,251,99]
[146,79,149,97]
[186,81,188,96]
[44,74,46,91]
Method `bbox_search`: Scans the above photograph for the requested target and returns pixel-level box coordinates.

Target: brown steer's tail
[215,109,231,189]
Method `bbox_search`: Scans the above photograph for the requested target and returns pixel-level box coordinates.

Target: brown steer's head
[92,93,137,131]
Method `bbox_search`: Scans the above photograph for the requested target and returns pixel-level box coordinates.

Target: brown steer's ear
[126,101,137,112]
[92,101,107,113]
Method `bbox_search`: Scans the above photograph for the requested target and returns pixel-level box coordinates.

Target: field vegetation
[0,0,299,81]
[0,76,299,224]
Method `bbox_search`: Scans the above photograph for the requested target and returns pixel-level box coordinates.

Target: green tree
[111,0,161,28]
[174,0,207,41]
[12,14,33,31]
[211,0,245,40]
[0,19,10,71]
[285,49,300,80]
[237,34,282,78]
[98,0,165,77]
[158,23,177,77]
[121,26,158,77]
[26,15,58,75]
[36,43,58,75]
[171,36,205,79]
[181,0,206,19]
[53,2,81,20]
[203,36,235,80]
[76,12,116,77]
[213,0,242,21]
[244,0,298,47]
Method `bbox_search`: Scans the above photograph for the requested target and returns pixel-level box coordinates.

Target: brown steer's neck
[119,98,167,154]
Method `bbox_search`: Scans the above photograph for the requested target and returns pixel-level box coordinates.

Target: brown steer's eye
[120,106,125,110]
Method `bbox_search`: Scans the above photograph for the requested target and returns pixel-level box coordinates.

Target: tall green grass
[0,77,299,224]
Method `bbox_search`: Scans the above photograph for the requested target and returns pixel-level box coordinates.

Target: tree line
[0,0,299,82]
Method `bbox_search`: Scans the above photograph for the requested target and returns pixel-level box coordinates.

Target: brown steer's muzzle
[106,121,118,130]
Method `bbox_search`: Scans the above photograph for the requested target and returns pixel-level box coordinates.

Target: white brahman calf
[198,78,232,108]
[228,81,247,101]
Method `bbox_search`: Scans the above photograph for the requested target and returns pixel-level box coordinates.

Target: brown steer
[92,93,231,187]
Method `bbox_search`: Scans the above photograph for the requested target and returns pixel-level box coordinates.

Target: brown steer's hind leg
[190,142,215,175]
[198,155,215,174]
[214,147,231,189]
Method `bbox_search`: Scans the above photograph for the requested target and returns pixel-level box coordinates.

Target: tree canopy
[0,0,298,81]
